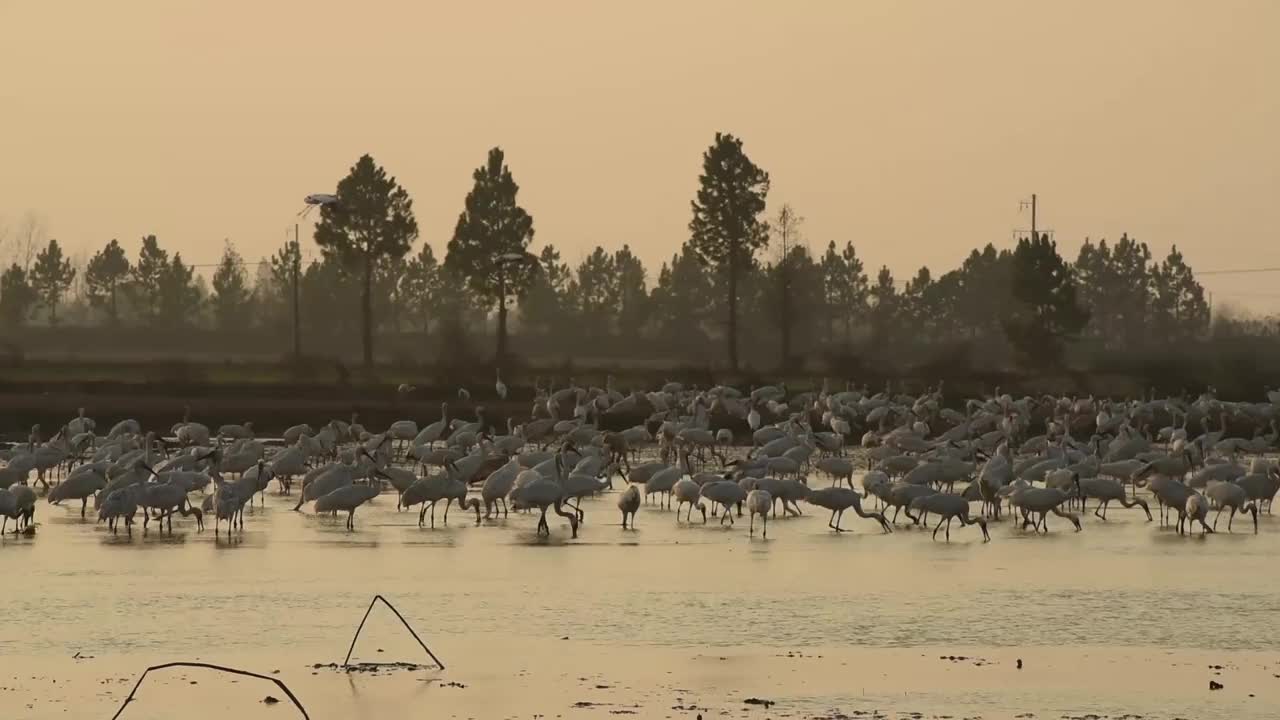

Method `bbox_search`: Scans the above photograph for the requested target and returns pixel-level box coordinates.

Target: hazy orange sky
[3,1,1278,309]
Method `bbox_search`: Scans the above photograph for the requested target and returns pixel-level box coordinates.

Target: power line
[1198,267,1280,276]
[1208,290,1280,299]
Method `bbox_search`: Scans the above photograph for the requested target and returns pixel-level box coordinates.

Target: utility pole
[1030,193,1037,241]
[1018,193,1046,242]
[292,223,302,359]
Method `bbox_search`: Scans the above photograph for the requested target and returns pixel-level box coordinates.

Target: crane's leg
[932,516,944,541]
[1228,507,1236,532]
[749,512,755,536]
[762,513,768,539]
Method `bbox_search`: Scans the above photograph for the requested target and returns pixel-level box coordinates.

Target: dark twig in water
[343,594,445,670]
[111,661,309,719]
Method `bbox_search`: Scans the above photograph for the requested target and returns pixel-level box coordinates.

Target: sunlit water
[3,467,1279,719]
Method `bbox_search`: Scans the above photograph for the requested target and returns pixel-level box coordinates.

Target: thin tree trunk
[496,269,507,365]
[727,245,739,371]
[361,255,374,367]
[779,267,791,370]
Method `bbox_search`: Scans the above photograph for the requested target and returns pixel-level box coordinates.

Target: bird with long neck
[1078,477,1152,521]
[441,461,483,525]
[513,443,580,538]
[1205,480,1258,533]
[909,492,989,542]
[804,486,892,533]
[315,483,381,530]
[1009,474,1083,534]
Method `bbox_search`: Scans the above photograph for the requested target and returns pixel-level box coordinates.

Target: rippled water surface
[3,477,1279,719]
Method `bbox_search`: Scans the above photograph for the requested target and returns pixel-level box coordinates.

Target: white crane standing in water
[746,489,772,538]
[315,483,381,530]
[617,485,640,529]
[508,448,580,538]
[1,485,37,533]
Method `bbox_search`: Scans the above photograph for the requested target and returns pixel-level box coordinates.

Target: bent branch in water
[111,661,309,720]
[343,594,445,670]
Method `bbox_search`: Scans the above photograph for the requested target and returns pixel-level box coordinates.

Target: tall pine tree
[445,147,536,363]
[30,239,76,325]
[688,132,770,370]
[85,239,130,326]
[313,154,419,366]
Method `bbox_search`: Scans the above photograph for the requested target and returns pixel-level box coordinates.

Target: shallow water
[3,477,1279,719]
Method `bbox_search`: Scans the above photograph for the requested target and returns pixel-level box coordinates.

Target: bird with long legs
[1180,492,1216,536]
[746,489,772,538]
[908,493,989,542]
[1078,476,1152,522]
[508,447,579,538]
[315,483,381,530]
[1204,480,1259,533]
[618,485,641,529]
[804,486,892,533]
[1009,476,1083,534]
[697,480,747,526]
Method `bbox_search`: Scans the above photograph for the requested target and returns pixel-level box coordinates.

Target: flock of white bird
[3,376,1279,544]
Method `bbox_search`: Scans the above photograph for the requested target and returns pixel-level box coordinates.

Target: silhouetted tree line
[0,136,1225,373]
